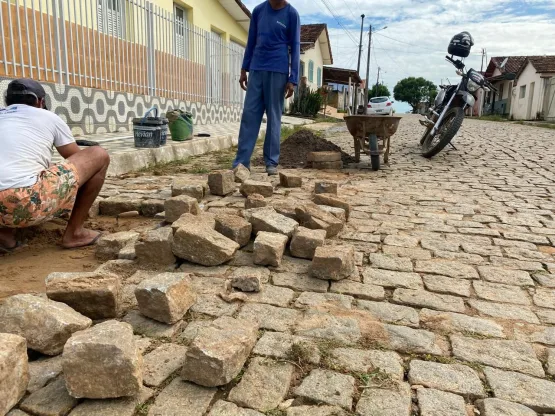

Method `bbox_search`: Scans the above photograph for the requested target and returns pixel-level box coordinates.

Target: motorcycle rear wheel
[421,106,464,158]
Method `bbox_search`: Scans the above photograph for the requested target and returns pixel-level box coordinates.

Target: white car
[367,96,394,116]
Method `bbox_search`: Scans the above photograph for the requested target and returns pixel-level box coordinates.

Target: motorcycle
[419,55,497,158]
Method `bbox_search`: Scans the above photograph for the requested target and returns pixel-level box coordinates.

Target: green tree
[393,77,438,113]
[368,84,391,100]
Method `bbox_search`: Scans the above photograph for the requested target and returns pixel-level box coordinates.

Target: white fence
[0,0,245,106]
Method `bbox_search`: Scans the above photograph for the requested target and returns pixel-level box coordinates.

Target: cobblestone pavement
[8,115,555,416]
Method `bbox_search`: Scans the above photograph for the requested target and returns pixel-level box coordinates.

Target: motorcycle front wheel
[421,106,464,158]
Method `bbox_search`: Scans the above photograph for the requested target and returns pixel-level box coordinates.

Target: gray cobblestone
[415,260,479,279]
[473,281,530,305]
[422,275,471,297]
[420,308,506,338]
[392,288,466,313]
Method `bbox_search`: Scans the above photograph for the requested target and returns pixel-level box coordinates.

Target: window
[308,60,314,83]
[174,4,189,58]
[520,85,526,99]
[317,67,322,87]
[98,0,124,37]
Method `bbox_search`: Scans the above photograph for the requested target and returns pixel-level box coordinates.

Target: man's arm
[240,7,259,90]
[288,9,301,86]
[56,142,81,159]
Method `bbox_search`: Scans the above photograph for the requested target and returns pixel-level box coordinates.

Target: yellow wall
[158,0,248,44]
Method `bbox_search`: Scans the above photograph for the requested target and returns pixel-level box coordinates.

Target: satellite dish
[500,57,508,69]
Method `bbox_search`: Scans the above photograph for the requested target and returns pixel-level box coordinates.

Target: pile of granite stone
[0,159,357,415]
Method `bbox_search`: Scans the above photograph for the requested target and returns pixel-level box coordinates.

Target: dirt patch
[254,129,356,168]
[0,216,159,299]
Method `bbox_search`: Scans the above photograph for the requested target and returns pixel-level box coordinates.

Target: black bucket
[133,107,169,148]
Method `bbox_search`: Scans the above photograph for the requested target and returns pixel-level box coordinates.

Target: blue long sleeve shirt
[241,1,301,85]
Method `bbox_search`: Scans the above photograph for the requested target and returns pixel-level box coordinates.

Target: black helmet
[448,31,474,58]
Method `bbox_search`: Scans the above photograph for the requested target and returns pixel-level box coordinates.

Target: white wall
[301,38,325,91]
[511,62,544,120]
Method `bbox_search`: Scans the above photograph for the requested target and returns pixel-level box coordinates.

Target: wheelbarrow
[344,115,402,171]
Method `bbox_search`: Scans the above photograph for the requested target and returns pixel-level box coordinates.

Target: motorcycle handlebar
[445,55,465,70]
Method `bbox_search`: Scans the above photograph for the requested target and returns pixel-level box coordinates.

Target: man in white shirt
[0,78,110,251]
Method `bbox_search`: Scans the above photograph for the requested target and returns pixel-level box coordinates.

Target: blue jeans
[233,70,287,169]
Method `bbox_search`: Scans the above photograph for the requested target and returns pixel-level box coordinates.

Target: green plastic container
[167,109,193,142]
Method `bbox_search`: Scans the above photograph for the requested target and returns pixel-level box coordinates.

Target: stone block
[408,360,485,398]
[118,242,136,260]
[329,347,404,380]
[294,369,354,409]
[420,309,506,338]
[313,194,351,220]
[249,208,299,238]
[357,300,419,327]
[63,320,142,399]
[208,400,264,416]
[451,335,544,377]
[45,272,121,319]
[143,343,188,387]
[0,294,91,355]
[182,316,258,387]
[208,170,236,196]
[172,212,216,232]
[20,378,78,416]
[290,227,326,259]
[231,267,268,292]
[272,272,329,293]
[422,275,471,297]
[253,332,320,364]
[330,281,385,303]
[369,254,413,272]
[228,357,294,411]
[135,226,176,265]
[356,383,412,416]
[469,299,539,324]
[478,266,534,286]
[484,367,555,413]
[319,205,346,222]
[27,356,63,393]
[165,195,201,223]
[96,231,139,260]
[245,194,267,209]
[312,160,343,170]
[475,398,537,416]
[272,199,300,220]
[279,172,302,188]
[135,273,196,324]
[363,268,423,289]
[295,203,344,238]
[295,292,353,309]
[240,180,274,197]
[392,289,465,313]
[215,214,252,247]
[237,303,300,332]
[307,151,341,162]
[67,386,154,416]
[286,406,347,416]
[415,260,479,279]
[99,196,142,216]
[171,179,205,201]
[314,182,338,195]
[311,245,356,281]
[122,310,185,339]
[417,388,466,416]
[149,378,216,416]
[253,231,288,267]
[294,310,361,345]
[140,199,165,217]
[172,224,239,266]
[233,163,251,183]
[0,334,29,416]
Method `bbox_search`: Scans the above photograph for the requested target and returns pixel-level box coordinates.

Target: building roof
[485,56,528,78]
[300,24,333,65]
[323,67,362,85]
[218,0,251,31]
[514,56,555,84]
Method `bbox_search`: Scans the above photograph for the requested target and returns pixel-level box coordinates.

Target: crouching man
[0,78,110,252]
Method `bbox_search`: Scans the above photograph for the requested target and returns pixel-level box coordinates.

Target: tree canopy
[393,77,438,113]
[368,84,391,100]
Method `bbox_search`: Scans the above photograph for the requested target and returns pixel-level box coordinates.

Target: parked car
[367,96,394,115]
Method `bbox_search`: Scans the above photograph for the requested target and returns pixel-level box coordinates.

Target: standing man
[232,0,300,175]
[0,79,110,252]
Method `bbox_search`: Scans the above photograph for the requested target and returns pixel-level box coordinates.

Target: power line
[374,32,446,53]
[373,36,412,77]
[340,0,358,21]
[319,0,358,45]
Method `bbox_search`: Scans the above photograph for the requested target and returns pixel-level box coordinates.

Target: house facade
[322,66,363,113]
[0,0,250,133]
[299,24,333,91]
[483,56,555,121]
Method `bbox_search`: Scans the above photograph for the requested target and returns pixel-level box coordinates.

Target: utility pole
[353,14,365,113]
[375,66,381,94]
[363,24,372,108]
[480,48,486,73]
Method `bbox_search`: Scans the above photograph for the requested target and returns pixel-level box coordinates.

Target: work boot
[266,166,278,176]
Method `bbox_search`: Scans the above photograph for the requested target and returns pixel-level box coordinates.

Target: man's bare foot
[0,228,17,250]
[62,228,102,249]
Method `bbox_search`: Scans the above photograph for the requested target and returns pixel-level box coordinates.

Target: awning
[323,67,362,85]
[218,0,251,32]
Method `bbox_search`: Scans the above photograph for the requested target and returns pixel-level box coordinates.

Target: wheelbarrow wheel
[369,134,380,171]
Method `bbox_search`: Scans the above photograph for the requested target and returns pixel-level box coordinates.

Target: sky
[242,0,555,113]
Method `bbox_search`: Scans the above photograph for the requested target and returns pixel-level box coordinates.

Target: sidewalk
[54,116,313,176]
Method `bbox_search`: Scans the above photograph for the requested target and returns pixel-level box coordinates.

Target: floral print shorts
[0,162,80,228]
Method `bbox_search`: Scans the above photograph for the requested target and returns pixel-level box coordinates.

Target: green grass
[188,164,211,174]
[280,124,304,142]
[514,121,555,129]
[478,115,509,122]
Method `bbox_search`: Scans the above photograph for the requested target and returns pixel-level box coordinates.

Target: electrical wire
[373,36,412,77]
[319,0,358,45]
[374,31,446,53]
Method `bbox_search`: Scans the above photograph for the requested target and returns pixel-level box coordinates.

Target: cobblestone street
[2,115,555,416]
